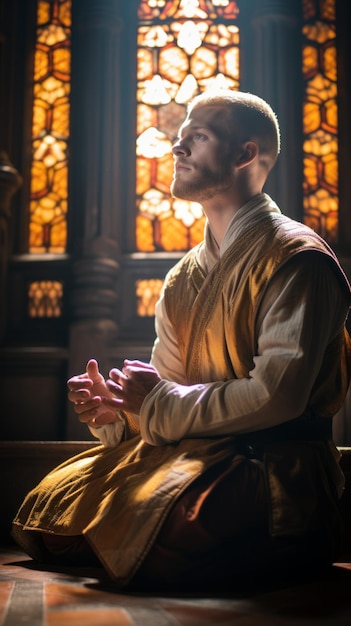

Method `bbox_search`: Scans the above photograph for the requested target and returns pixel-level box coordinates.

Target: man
[12,90,351,591]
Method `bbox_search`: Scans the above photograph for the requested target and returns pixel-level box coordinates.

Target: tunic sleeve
[140,255,350,445]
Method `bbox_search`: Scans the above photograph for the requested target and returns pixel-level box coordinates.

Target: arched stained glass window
[29,0,71,254]
[302,0,338,243]
[136,0,240,252]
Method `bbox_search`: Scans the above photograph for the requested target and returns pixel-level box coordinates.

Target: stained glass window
[136,279,164,316]
[28,280,63,317]
[136,0,240,252]
[302,0,338,242]
[29,0,71,253]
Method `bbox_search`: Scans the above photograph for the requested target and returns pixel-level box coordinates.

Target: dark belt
[235,416,332,460]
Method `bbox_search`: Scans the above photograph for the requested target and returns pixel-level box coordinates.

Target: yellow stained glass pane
[136,0,240,252]
[302,0,338,243]
[136,279,164,316]
[29,0,71,254]
[28,280,63,317]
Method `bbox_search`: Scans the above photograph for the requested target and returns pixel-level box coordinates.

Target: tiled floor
[1,546,351,626]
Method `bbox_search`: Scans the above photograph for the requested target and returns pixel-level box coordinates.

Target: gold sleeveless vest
[164,213,351,417]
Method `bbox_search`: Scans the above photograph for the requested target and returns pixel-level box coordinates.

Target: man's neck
[202,190,260,246]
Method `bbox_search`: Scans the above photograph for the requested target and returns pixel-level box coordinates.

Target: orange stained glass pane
[158,101,187,136]
[52,164,68,198]
[58,0,71,26]
[320,0,336,20]
[189,215,207,247]
[138,0,239,21]
[32,100,49,138]
[136,157,152,196]
[29,218,66,254]
[323,151,338,190]
[136,0,240,252]
[221,46,240,80]
[34,47,49,82]
[30,160,47,196]
[53,47,71,80]
[303,155,319,193]
[136,103,156,135]
[29,0,71,254]
[136,279,164,316]
[303,20,335,45]
[28,280,63,317]
[159,47,189,83]
[190,46,217,79]
[160,215,190,251]
[37,1,50,25]
[323,45,337,82]
[304,189,338,235]
[52,101,70,136]
[136,215,156,252]
[303,101,321,135]
[302,0,338,243]
[323,97,337,132]
[302,45,318,79]
[136,46,153,79]
[156,155,174,193]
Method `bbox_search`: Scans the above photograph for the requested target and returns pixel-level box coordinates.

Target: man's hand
[67,359,119,428]
[105,359,161,415]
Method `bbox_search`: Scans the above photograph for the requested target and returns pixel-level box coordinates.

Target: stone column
[248,0,303,220]
[66,0,126,437]
[0,151,21,341]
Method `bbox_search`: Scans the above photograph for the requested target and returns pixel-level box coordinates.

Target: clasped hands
[67,358,161,429]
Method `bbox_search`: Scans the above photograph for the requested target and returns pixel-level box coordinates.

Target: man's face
[170,105,235,203]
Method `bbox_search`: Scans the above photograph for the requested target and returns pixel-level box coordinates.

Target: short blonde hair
[188,89,281,168]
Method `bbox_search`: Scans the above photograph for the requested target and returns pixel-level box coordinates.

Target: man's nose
[172,140,190,156]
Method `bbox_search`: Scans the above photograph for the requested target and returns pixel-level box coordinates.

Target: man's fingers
[68,388,91,403]
[86,359,104,383]
[106,378,124,397]
[122,360,159,376]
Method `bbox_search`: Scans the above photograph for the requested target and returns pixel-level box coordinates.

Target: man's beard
[171,162,233,203]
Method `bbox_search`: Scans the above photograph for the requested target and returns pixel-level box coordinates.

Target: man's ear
[236,141,258,169]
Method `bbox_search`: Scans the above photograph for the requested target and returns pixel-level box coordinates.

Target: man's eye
[193,133,207,141]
